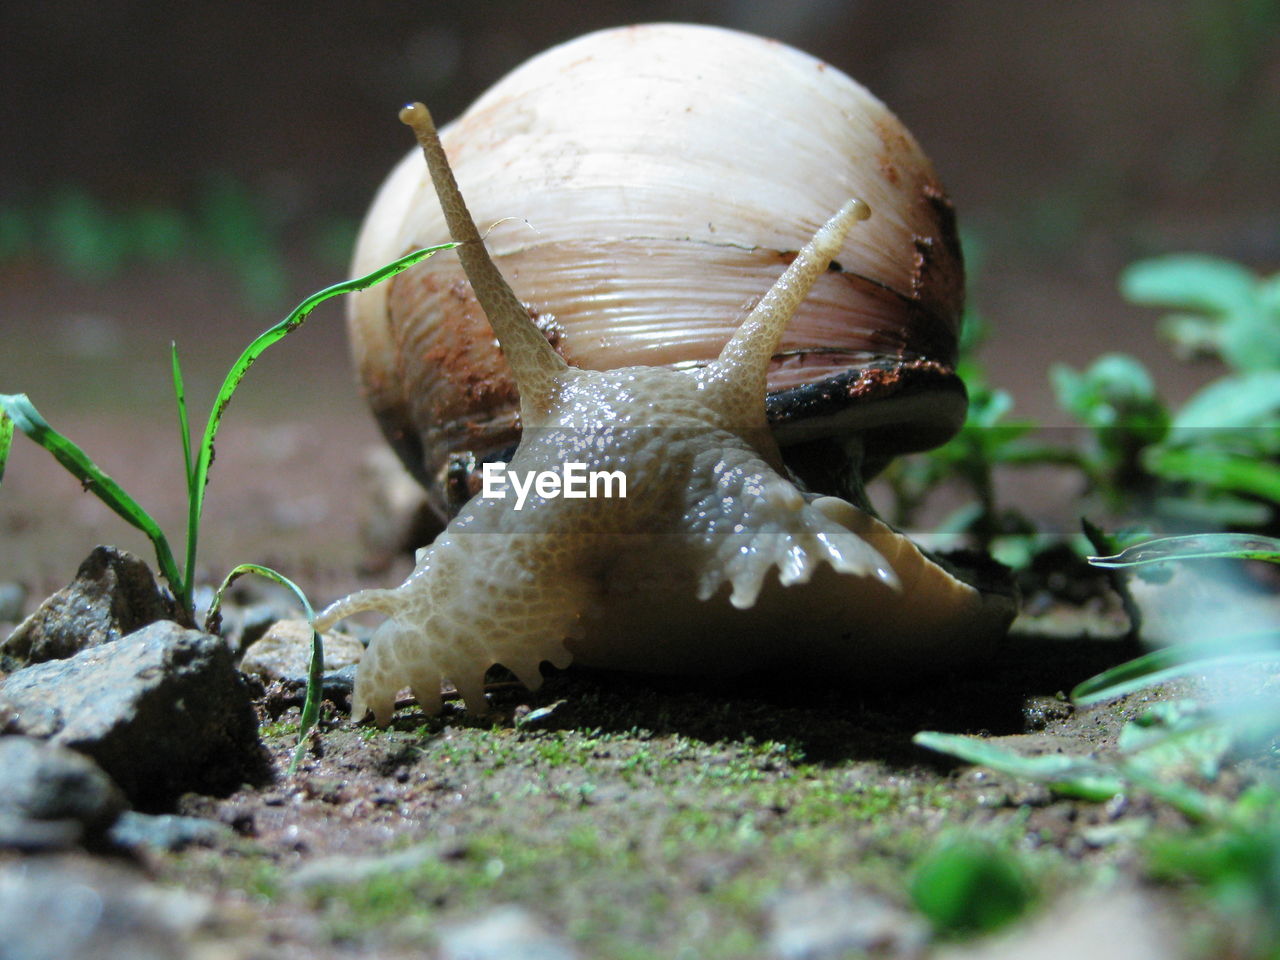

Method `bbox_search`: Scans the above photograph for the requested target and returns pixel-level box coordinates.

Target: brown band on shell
[766,358,966,453]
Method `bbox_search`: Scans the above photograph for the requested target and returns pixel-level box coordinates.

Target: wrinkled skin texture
[317,106,1013,725]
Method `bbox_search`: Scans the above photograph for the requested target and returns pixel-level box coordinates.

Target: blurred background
[1,0,1277,592]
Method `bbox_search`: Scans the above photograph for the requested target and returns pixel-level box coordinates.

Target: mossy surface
[155,628,1260,959]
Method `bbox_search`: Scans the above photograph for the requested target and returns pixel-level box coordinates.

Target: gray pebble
[0,620,263,809]
[0,856,233,960]
[0,736,126,852]
[108,810,235,852]
[1,546,170,669]
[768,884,927,959]
[438,906,579,960]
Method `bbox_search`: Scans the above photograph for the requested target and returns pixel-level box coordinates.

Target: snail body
[349,23,966,519]
[318,92,1014,724]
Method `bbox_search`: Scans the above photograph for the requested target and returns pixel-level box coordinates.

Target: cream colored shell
[348,23,963,517]
[320,99,1012,723]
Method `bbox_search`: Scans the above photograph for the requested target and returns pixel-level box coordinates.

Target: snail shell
[349,22,965,520]
[318,100,1014,722]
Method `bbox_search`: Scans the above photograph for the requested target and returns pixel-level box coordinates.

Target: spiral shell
[349,23,965,519]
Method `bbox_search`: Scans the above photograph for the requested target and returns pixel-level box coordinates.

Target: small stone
[0,621,263,809]
[0,855,254,960]
[239,618,363,683]
[287,842,440,891]
[0,736,126,851]
[1,546,171,670]
[107,810,235,852]
[438,905,579,960]
[1022,695,1073,731]
[234,600,296,651]
[0,813,85,852]
[768,884,927,960]
[935,885,1177,960]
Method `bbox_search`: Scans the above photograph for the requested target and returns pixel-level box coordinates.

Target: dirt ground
[147,603,1269,959]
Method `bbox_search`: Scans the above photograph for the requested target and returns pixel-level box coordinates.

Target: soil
[148,616,1266,959]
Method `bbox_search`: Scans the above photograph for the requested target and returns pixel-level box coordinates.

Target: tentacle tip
[849,198,871,222]
[399,102,430,127]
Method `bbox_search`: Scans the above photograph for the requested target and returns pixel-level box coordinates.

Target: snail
[348,23,966,519]
[316,27,1016,724]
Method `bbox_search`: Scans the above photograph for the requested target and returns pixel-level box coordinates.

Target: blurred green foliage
[0,178,357,310]
[1185,0,1280,94]
[1148,786,1280,960]
[1055,256,1280,527]
[883,248,1280,547]
[909,838,1036,937]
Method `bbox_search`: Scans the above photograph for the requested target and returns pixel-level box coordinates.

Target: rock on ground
[438,906,580,960]
[767,884,928,959]
[936,885,1178,960]
[0,855,258,960]
[0,621,264,810]
[1,546,172,669]
[239,617,364,683]
[107,810,236,853]
[0,736,126,852]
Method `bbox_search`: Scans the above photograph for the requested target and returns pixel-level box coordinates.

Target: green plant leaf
[0,392,184,603]
[1145,446,1280,502]
[1120,254,1257,315]
[1147,795,1280,943]
[1051,354,1167,434]
[0,405,12,485]
[180,243,454,613]
[206,562,323,775]
[1071,632,1280,705]
[910,839,1035,936]
[1088,533,1280,567]
[1259,271,1280,312]
[1172,371,1280,431]
[913,731,1123,801]
[1159,313,1222,359]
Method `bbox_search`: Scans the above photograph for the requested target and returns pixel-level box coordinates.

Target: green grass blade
[206,562,324,775]
[0,392,184,601]
[1088,533,1280,567]
[0,404,13,484]
[912,731,1124,801]
[170,341,194,496]
[182,243,455,612]
[1072,641,1280,706]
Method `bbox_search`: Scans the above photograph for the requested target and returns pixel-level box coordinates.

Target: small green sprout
[205,563,323,774]
[915,529,1280,823]
[1044,253,1280,528]
[2,244,454,763]
[1,244,452,620]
